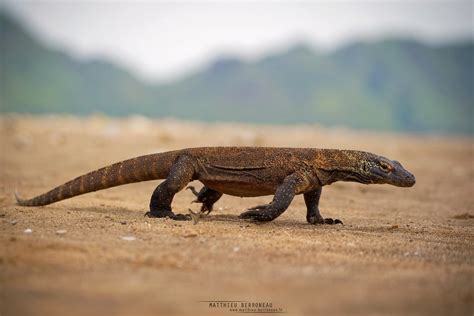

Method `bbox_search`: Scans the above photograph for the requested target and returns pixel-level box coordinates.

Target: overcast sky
[2,1,473,82]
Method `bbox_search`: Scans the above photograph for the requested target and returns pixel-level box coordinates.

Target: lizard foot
[239,208,276,222]
[144,210,191,221]
[186,186,215,216]
[308,216,343,225]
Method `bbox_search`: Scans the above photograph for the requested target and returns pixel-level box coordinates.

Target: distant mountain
[1,12,472,134]
[0,12,154,115]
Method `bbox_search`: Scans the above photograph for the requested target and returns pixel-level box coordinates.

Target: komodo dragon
[15,147,415,224]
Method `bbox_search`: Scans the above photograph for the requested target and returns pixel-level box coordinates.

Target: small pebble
[24,228,32,234]
[233,246,240,252]
[121,221,127,225]
[56,229,67,235]
[10,220,17,225]
[121,236,136,241]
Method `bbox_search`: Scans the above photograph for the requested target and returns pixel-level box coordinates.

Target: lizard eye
[379,162,392,173]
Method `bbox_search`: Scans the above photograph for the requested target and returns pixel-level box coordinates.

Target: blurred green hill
[1,12,472,134]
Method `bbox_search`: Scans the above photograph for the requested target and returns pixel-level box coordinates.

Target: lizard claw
[323,218,343,225]
[322,218,344,225]
[324,218,334,224]
[186,186,199,197]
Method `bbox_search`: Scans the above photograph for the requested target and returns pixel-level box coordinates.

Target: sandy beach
[0,115,472,315]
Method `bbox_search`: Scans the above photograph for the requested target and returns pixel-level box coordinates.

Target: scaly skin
[15,147,416,224]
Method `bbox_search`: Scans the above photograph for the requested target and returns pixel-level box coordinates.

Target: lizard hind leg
[187,185,223,215]
[145,155,196,221]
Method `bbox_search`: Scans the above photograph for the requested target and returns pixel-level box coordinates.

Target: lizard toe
[200,204,213,215]
[145,209,191,221]
[324,218,334,224]
[239,210,274,222]
[307,215,325,224]
[309,217,343,225]
[186,186,199,197]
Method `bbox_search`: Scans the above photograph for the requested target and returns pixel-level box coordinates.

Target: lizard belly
[200,179,277,197]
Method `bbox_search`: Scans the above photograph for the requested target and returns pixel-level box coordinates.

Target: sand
[0,115,473,316]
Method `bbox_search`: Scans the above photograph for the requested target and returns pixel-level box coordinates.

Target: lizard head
[313,149,415,187]
[360,154,416,187]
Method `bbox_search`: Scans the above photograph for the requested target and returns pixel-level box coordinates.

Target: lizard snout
[404,173,416,187]
[398,169,416,187]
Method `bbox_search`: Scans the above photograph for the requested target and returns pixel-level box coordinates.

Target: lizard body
[15,147,415,223]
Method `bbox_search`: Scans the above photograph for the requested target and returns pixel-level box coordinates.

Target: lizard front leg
[187,185,223,215]
[145,155,196,221]
[305,188,343,225]
[239,172,309,222]
[304,188,324,224]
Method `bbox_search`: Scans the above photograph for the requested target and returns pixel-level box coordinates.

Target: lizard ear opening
[362,162,370,173]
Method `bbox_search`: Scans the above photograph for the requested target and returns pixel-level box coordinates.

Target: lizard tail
[15,151,178,207]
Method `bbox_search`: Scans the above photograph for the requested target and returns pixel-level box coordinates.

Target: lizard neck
[316,168,372,186]
[310,149,372,186]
